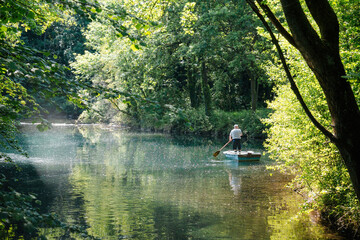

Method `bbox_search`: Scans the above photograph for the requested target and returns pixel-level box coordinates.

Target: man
[229,124,243,152]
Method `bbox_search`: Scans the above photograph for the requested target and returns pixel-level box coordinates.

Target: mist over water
[3,124,342,239]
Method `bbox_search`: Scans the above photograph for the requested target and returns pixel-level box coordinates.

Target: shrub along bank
[77,107,271,140]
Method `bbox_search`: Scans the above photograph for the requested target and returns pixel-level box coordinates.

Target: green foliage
[0,174,61,239]
[0,0,57,40]
[0,37,84,161]
[77,99,120,124]
[126,106,270,140]
[0,69,38,162]
[261,0,360,234]
[1,0,103,238]
[71,0,274,129]
[20,13,93,119]
[264,75,360,233]
[211,109,271,139]
[335,0,360,106]
[2,0,359,237]
[0,0,104,161]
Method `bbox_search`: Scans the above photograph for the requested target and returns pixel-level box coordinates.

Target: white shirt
[230,129,242,139]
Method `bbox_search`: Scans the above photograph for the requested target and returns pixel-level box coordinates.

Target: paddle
[213,140,232,157]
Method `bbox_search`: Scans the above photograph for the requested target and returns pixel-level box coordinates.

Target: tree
[0,0,101,151]
[177,0,273,112]
[72,0,273,124]
[247,0,360,200]
[0,0,108,238]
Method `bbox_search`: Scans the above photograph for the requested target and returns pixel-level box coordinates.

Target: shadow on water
[0,162,55,214]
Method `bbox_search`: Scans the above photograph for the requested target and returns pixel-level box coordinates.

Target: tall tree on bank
[247,0,360,200]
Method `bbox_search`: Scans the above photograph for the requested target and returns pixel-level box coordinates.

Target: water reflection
[227,170,241,195]
[2,125,342,239]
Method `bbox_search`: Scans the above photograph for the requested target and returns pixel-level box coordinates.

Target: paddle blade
[213,151,220,157]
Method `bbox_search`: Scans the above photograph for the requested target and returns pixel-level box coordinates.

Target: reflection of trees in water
[152,204,218,239]
[13,125,337,239]
[67,127,227,238]
[69,128,274,239]
[226,165,335,239]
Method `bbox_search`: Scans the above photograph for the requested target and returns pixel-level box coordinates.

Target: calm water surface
[6,125,342,239]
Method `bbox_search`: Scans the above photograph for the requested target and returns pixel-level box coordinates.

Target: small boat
[223,150,261,161]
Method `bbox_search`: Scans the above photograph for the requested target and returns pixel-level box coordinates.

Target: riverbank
[76,108,272,140]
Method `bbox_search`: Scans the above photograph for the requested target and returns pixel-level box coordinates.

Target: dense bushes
[264,51,360,237]
[77,103,270,140]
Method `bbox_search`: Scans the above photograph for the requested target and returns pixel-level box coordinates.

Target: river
[2,124,342,239]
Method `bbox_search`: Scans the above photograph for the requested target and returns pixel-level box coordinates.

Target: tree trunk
[278,0,360,200]
[247,0,360,200]
[201,61,212,116]
[250,76,258,112]
[187,64,199,108]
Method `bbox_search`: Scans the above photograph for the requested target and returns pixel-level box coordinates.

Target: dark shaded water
[2,125,342,239]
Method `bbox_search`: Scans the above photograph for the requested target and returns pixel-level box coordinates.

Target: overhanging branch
[246,0,337,143]
[255,0,297,47]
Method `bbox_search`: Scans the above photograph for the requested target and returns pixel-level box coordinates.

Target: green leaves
[0,0,104,164]
[130,44,140,51]
[262,0,360,229]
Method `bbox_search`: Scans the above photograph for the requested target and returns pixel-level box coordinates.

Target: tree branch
[255,0,297,47]
[246,0,336,143]
[279,0,322,58]
[108,98,131,116]
[305,0,339,51]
